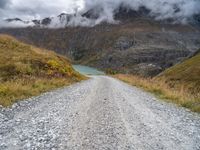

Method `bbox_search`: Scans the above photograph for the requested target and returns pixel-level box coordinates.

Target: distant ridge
[3,5,200,28]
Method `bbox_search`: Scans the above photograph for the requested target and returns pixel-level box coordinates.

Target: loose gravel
[0,76,200,150]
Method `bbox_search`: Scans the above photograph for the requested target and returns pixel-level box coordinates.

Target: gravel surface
[0,76,200,150]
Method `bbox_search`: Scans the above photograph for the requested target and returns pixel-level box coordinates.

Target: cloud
[0,0,10,8]
[0,0,200,27]
[83,0,200,24]
[0,0,83,20]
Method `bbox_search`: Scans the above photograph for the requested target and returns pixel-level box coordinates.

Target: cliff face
[0,18,200,76]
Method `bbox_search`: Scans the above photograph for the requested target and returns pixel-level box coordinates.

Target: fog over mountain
[0,0,200,27]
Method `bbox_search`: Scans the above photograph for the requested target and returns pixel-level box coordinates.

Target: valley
[0,1,200,149]
[1,19,200,77]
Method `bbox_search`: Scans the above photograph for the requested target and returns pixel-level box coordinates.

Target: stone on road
[0,76,200,150]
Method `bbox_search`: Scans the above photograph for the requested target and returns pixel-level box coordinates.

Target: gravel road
[0,76,200,150]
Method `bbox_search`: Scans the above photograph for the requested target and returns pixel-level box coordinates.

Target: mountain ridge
[2,5,200,28]
[0,7,200,77]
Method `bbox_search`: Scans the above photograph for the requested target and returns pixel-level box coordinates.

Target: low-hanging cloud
[0,0,200,27]
[82,0,200,24]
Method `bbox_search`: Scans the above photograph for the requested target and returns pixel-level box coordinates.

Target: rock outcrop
[1,10,200,77]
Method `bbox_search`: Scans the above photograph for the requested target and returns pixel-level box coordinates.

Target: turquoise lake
[72,65,105,75]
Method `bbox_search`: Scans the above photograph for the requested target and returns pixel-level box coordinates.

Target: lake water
[72,65,105,75]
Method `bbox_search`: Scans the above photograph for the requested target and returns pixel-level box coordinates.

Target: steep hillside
[1,21,199,77]
[157,50,200,96]
[0,34,85,106]
[114,51,200,112]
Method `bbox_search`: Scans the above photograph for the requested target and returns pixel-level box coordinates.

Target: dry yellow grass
[114,74,200,113]
[0,34,86,107]
[0,78,75,106]
[114,51,200,113]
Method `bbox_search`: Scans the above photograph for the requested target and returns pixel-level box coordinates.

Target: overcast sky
[0,0,84,20]
[0,0,200,27]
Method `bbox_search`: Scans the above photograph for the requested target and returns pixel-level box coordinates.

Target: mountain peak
[114,6,151,21]
[5,18,23,22]
[2,5,200,28]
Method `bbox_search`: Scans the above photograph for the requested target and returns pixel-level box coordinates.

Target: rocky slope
[1,9,200,76]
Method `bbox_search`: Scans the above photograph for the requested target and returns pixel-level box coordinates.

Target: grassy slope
[157,52,200,95]
[0,34,86,107]
[114,52,200,112]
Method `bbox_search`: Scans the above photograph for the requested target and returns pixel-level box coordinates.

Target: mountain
[0,34,85,106]
[114,6,151,21]
[5,17,53,27]
[156,50,200,111]
[157,49,200,95]
[0,7,200,77]
[3,12,81,27]
[82,7,103,20]
[5,18,23,22]
[3,5,200,28]
[114,51,200,112]
[1,23,199,76]
[4,13,83,27]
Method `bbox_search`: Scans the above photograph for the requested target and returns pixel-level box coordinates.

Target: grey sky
[0,0,10,8]
[0,0,200,27]
[0,0,83,19]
